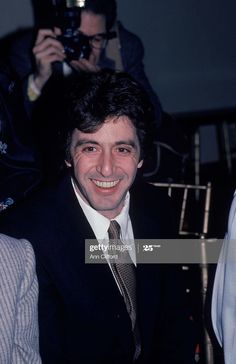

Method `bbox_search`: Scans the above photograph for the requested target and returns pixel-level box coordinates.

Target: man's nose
[96,151,114,177]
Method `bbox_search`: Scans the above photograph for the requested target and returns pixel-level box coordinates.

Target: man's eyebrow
[115,140,138,149]
[74,140,99,148]
[73,139,139,149]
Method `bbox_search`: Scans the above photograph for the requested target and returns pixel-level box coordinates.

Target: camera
[53,0,91,61]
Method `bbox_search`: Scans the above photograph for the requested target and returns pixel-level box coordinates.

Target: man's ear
[137,159,143,169]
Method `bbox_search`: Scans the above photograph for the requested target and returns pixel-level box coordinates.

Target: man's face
[79,11,106,64]
[67,116,143,219]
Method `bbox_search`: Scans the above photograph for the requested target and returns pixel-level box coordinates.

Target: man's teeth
[93,180,119,188]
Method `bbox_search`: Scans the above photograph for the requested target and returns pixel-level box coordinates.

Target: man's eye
[82,146,97,152]
[117,147,131,154]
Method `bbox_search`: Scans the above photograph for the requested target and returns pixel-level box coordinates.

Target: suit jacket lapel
[59,175,134,346]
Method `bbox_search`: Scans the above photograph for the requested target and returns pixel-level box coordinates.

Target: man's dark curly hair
[63,70,156,162]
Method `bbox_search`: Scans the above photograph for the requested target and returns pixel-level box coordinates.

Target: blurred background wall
[0,0,33,36]
[0,0,235,114]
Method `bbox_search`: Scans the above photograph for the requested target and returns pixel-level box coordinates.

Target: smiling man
[66,115,143,218]
[0,71,196,363]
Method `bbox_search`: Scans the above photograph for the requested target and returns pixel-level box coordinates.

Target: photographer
[9,0,163,126]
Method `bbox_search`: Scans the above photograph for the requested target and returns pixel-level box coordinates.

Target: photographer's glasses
[74,30,117,50]
[73,31,108,50]
[88,33,108,50]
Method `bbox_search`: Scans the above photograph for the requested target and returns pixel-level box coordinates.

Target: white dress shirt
[71,179,137,266]
[212,191,236,364]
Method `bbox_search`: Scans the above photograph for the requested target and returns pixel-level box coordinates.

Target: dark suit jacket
[0,62,41,208]
[0,174,196,363]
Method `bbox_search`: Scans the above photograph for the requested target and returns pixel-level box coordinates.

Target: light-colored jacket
[212,191,236,364]
[0,233,41,363]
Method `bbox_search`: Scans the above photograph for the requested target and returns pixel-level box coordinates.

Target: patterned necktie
[108,220,141,361]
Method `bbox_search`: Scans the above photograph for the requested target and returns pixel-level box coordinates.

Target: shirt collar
[71,178,130,240]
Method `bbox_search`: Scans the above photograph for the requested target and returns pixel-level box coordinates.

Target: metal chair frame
[150,181,214,364]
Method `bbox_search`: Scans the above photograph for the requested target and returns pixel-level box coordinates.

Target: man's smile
[91,179,120,188]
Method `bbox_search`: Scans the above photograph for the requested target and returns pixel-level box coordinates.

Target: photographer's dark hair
[83,0,117,31]
[63,70,155,162]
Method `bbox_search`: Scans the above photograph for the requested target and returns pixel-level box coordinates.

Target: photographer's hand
[32,28,66,92]
[70,51,101,73]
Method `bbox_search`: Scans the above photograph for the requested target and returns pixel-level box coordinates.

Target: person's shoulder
[0,173,73,235]
[0,233,23,251]
[0,233,34,268]
[130,177,179,236]
[8,27,37,79]
[131,178,173,210]
[9,27,35,51]
[118,21,143,48]
[131,177,171,204]
[130,177,175,219]
[5,172,70,209]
